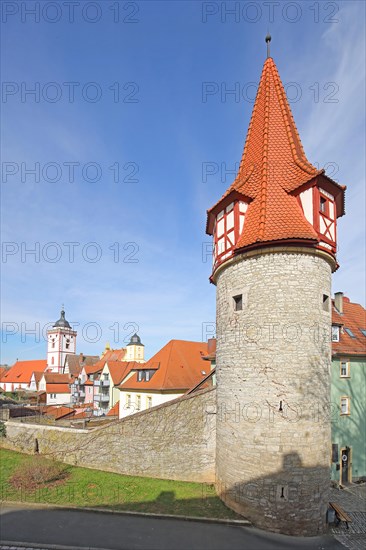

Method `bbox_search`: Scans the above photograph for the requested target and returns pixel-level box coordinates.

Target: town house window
[340,396,350,415]
[340,360,350,378]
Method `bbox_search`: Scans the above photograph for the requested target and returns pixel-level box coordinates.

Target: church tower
[47,308,77,373]
[206,41,346,535]
[124,333,145,363]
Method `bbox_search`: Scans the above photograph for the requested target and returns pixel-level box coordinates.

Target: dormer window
[331,326,340,342]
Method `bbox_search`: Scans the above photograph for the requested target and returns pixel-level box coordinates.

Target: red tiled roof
[2,360,48,384]
[106,361,139,385]
[332,297,366,356]
[44,373,70,384]
[185,369,216,395]
[207,57,345,251]
[85,349,128,376]
[72,410,93,419]
[65,354,100,376]
[41,405,75,419]
[101,348,126,362]
[31,371,45,384]
[84,362,105,375]
[118,340,209,392]
[0,366,9,381]
[107,402,119,416]
[45,384,71,394]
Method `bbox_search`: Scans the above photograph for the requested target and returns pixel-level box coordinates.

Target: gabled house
[29,371,46,392]
[63,353,100,376]
[71,362,102,406]
[331,293,366,484]
[94,361,139,414]
[118,340,209,418]
[0,360,48,392]
[38,373,72,405]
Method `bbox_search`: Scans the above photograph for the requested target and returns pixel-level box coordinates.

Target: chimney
[334,292,344,314]
[207,338,217,356]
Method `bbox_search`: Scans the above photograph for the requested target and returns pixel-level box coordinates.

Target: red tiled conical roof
[208,57,322,249]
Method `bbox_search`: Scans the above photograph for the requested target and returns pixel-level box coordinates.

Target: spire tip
[265,33,272,58]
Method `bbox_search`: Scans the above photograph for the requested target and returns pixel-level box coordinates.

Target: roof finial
[265,32,271,58]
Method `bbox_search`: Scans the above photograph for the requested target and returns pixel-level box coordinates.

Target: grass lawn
[0,447,241,520]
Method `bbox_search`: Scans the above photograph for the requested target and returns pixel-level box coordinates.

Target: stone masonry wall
[3,388,216,483]
[215,248,333,536]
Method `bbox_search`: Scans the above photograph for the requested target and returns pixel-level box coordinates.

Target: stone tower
[206,52,346,535]
[47,308,77,373]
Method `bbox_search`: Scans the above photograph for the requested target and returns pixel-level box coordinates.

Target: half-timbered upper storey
[206,56,346,276]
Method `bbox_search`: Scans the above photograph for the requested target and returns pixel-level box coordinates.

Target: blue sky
[1,0,365,365]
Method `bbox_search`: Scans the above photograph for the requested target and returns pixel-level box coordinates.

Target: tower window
[320,196,327,213]
[233,294,243,311]
[322,294,330,311]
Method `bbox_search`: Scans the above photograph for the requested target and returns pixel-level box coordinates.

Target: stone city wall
[3,388,216,483]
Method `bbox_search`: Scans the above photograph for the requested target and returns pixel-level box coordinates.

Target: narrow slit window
[320,196,327,214]
[233,294,243,311]
[322,294,330,311]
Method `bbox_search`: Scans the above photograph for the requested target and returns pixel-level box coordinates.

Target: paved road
[0,504,343,550]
